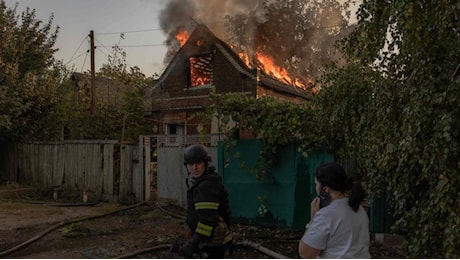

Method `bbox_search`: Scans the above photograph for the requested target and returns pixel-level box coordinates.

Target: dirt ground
[0,185,405,259]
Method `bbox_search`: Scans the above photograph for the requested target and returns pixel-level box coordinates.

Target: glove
[181,240,197,258]
[170,240,182,254]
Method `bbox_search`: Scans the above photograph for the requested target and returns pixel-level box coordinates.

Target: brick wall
[150,25,309,139]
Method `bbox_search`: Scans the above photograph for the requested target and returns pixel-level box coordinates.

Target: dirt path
[0,200,122,230]
[0,185,404,258]
[0,198,305,258]
[0,200,189,258]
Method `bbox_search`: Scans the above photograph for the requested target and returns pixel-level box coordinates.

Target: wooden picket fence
[0,140,142,203]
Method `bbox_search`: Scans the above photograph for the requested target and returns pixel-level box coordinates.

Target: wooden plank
[131,144,143,201]
[1,140,138,203]
[119,144,133,203]
[103,143,114,196]
[143,137,151,201]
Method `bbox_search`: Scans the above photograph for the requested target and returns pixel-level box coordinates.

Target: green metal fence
[370,189,399,234]
[218,139,333,230]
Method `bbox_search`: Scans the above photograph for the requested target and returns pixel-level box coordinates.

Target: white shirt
[301,198,370,258]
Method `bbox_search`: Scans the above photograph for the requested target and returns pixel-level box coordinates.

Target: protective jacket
[186,166,232,247]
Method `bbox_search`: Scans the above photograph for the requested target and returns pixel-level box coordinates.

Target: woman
[298,162,370,258]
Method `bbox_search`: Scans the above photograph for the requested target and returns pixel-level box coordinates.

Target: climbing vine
[318,0,460,257]
[208,92,324,167]
[207,1,460,257]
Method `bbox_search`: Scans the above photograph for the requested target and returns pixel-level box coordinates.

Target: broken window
[187,52,213,88]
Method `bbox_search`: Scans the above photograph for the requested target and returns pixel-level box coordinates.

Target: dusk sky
[4,0,170,77]
[4,0,359,78]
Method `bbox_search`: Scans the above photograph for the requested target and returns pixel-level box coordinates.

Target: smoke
[159,0,262,35]
[159,0,262,63]
[158,0,196,62]
[159,0,353,82]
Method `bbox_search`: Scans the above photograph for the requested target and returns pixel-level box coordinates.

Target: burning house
[148,24,312,144]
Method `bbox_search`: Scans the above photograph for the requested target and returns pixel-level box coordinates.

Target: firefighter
[174,144,232,258]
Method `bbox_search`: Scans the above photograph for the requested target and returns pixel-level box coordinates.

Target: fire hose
[234,240,290,259]
[118,202,291,258]
[0,201,146,258]
[114,240,290,259]
[154,201,290,259]
[0,200,291,258]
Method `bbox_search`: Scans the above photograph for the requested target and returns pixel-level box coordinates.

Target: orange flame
[189,55,212,87]
[239,52,251,67]
[175,30,309,90]
[255,52,307,89]
[175,30,189,47]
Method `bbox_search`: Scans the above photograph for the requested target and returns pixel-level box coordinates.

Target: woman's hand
[310,197,320,220]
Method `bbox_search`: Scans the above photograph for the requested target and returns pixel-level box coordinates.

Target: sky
[3,0,361,79]
[4,0,170,77]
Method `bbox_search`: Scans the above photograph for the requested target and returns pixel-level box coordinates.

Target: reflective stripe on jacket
[186,167,232,246]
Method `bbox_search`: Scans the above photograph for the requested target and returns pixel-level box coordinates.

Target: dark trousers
[202,241,232,259]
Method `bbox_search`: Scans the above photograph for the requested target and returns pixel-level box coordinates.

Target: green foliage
[209,92,323,165]
[0,1,153,143]
[215,0,459,257]
[225,0,354,82]
[98,46,153,142]
[61,223,90,238]
[63,46,154,142]
[257,195,268,216]
[320,0,460,257]
[0,0,65,141]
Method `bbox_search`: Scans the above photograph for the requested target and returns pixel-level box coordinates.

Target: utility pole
[89,30,96,115]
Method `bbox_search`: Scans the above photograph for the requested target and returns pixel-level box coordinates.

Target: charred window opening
[187,52,213,88]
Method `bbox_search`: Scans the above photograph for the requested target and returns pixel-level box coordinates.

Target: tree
[213,0,459,257]
[0,1,153,144]
[0,0,65,141]
[64,45,153,142]
[224,0,354,84]
[98,45,154,142]
[317,0,460,257]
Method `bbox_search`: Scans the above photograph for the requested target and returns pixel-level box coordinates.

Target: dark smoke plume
[159,0,353,84]
[159,0,261,64]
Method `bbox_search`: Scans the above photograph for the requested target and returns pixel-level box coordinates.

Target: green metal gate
[218,139,333,230]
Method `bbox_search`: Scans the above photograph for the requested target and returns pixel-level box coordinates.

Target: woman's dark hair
[315,162,367,212]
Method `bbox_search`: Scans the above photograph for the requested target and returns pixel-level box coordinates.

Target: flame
[174,29,310,90]
[255,52,307,89]
[238,52,251,67]
[175,30,189,47]
[238,49,309,89]
[189,54,213,87]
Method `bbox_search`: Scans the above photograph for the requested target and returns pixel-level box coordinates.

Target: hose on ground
[113,240,290,259]
[1,200,292,259]
[156,201,186,219]
[153,201,291,258]
[0,201,146,258]
[235,240,290,259]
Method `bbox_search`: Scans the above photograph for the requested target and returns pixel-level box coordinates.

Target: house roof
[71,72,139,93]
[155,24,312,100]
[71,72,130,108]
[71,72,121,89]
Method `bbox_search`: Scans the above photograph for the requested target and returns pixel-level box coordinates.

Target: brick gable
[149,24,310,138]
